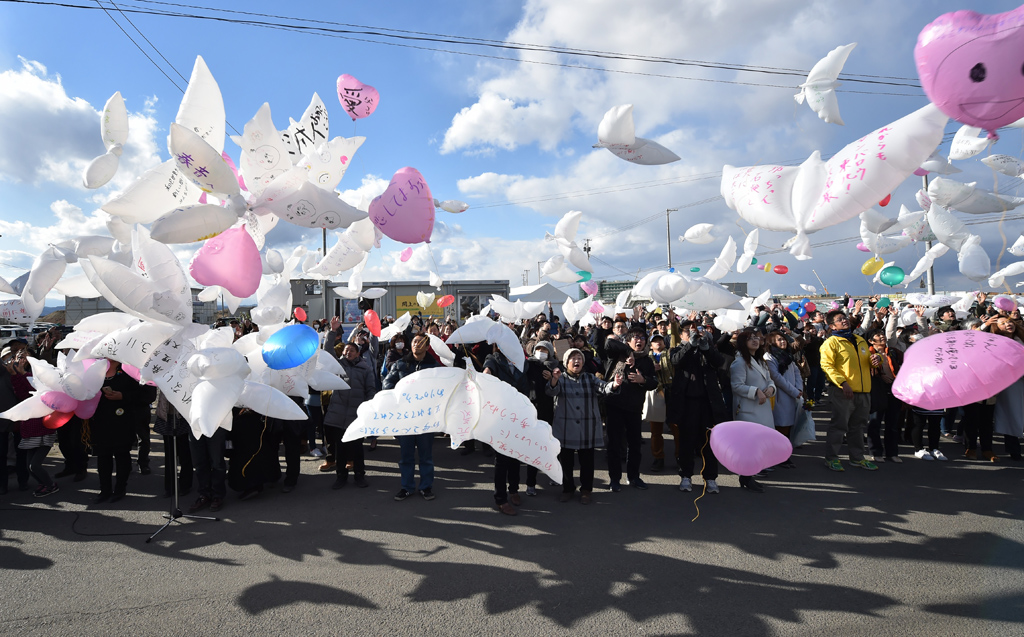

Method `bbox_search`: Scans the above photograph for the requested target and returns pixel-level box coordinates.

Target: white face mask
[535,350,548,361]
[395,342,405,350]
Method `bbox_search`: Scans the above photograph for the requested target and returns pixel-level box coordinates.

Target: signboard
[396,295,444,319]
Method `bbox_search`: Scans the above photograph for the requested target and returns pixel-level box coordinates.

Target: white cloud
[0,57,163,193]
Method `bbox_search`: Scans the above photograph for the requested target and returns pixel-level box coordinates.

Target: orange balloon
[363,310,381,337]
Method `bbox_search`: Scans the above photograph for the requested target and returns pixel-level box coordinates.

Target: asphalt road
[2,411,1023,636]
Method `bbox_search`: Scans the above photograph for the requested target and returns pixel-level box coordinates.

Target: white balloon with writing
[794,43,856,125]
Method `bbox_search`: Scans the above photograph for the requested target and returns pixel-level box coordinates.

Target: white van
[0,326,30,349]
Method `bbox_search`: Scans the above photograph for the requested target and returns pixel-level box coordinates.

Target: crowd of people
[2,292,1022,515]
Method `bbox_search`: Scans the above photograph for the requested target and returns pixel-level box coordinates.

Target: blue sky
[1,0,1023,304]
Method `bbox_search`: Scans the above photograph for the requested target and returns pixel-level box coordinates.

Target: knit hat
[562,347,583,366]
[534,340,554,354]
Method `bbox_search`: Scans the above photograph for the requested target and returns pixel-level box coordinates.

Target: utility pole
[922,174,936,294]
[666,208,678,270]
[321,228,329,321]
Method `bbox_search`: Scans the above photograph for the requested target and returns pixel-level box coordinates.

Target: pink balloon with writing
[590,301,605,314]
[369,167,435,245]
[893,331,1024,410]
[915,6,1024,139]
[336,74,380,121]
[710,421,792,476]
[40,390,77,413]
[189,226,262,298]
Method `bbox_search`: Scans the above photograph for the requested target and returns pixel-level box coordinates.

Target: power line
[5,0,923,97]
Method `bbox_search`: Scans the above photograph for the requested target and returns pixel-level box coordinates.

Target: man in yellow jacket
[819,309,879,472]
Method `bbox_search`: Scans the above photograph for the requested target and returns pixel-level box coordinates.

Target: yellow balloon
[861,256,885,276]
[763,262,772,273]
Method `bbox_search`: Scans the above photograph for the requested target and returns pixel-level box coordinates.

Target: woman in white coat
[730,330,777,492]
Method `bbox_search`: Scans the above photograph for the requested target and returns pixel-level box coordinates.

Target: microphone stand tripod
[147,432,218,543]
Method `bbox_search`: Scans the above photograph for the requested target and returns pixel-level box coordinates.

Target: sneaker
[706,479,719,494]
[310,447,324,458]
[679,477,693,492]
[630,478,649,490]
[419,488,436,500]
[914,449,935,461]
[609,481,622,493]
[849,459,879,471]
[887,456,902,463]
[394,489,411,501]
[525,486,537,497]
[825,459,845,472]
[33,484,59,498]
[872,456,885,463]
[931,449,948,461]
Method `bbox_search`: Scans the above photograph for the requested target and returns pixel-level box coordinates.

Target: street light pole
[666,208,678,270]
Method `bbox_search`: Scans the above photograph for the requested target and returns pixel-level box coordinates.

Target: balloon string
[691,429,709,522]
[241,416,268,478]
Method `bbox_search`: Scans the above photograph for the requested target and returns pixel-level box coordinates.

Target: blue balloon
[262,324,319,370]
[800,297,810,306]
[797,307,807,318]
[787,302,801,311]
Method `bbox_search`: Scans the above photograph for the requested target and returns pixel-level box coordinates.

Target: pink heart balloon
[40,390,77,413]
[590,301,605,314]
[336,74,380,121]
[369,167,435,245]
[893,331,1024,410]
[915,6,1024,139]
[710,421,792,476]
[581,281,599,295]
[189,226,262,298]
[400,247,413,262]
[74,392,102,419]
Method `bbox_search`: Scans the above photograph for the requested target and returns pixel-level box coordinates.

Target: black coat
[604,349,659,413]
[90,370,151,449]
[665,340,729,426]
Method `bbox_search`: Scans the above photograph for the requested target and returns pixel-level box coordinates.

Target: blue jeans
[398,433,434,492]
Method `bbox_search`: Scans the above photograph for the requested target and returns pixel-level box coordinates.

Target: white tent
[508,283,568,307]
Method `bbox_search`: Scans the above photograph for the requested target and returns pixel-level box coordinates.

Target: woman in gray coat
[765,330,801,469]
[545,348,621,504]
[729,330,777,492]
[323,340,377,489]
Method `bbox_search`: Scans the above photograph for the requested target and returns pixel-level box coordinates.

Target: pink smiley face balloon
[915,6,1024,139]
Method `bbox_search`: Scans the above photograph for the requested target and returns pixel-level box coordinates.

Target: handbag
[790,409,816,447]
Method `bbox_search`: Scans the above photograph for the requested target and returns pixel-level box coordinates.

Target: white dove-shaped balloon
[794,43,856,125]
